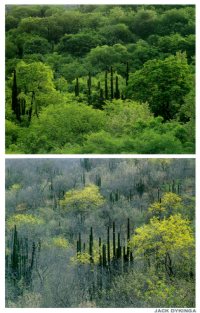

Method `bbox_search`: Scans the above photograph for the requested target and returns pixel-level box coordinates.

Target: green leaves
[126,53,192,120]
[57,32,103,57]
[7,99,194,154]
[17,102,105,153]
[5,5,195,154]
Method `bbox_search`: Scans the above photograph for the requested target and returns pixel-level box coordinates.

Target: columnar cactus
[110,66,114,100]
[105,70,108,100]
[107,226,110,265]
[117,233,121,259]
[113,221,116,258]
[127,218,130,259]
[99,237,102,266]
[102,244,107,267]
[89,227,94,263]
[75,77,79,96]
[115,76,120,99]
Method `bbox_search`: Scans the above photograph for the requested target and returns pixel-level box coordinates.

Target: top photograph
[5,4,195,154]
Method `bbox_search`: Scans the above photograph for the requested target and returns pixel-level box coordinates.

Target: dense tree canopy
[5,5,195,153]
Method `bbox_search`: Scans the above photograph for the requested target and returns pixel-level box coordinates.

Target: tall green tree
[126,53,192,120]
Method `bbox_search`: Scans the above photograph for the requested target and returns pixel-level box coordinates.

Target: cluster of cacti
[75,218,134,299]
[136,179,145,198]
[170,180,182,194]
[159,181,182,195]
[6,225,40,286]
[127,188,134,202]
[11,69,36,122]
[109,189,120,203]
[74,63,130,106]
[76,218,134,269]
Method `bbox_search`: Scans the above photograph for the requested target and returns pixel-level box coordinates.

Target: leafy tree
[130,214,194,277]
[99,23,134,45]
[7,61,55,121]
[148,192,182,219]
[5,14,19,31]
[57,32,103,57]
[86,44,129,72]
[158,7,195,36]
[127,40,159,69]
[7,213,44,229]
[16,102,106,153]
[23,36,52,55]
[6,37,19,59]
[157,33,195,60]
[98,269,194,307]
[5,120,22,151]
[126,53,192,120]
[130,128,186,154]
[130,9,158,38]
[60,184,105,220]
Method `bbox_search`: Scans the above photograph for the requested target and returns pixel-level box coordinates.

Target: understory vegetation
[6,5,195,153]
[6,159,195,307]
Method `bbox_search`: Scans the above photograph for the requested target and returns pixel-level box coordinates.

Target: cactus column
[75,77,79,96]
[89,227,94,263]
[110,66,114,100]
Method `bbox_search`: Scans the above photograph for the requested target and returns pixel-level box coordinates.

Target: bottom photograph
[5,158,195,308]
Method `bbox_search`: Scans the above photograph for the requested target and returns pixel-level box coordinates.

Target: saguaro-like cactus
[77,233,82,254]
[30,242,36,271]
[105,70,108,100]
[117,233,121,259]
[115,76,120,99]
[127,218,130,259]
[110,66,114,100]
[75,77,79,96]
[102,244,107,267]
[99,237,102,266]
[113,221,116,258]
[107,226,110,265]
[89,227,94,263]
[11,225,19,278]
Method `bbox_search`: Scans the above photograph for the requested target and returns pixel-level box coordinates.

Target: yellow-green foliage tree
[60,184,105,221]
[148,192,182,219]
[130,214,194,277]
[7,213,44,229]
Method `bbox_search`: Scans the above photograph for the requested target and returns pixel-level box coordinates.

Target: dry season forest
[6,159,195,307]
[5,5,195,154]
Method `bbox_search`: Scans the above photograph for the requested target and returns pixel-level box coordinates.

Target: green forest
[5,5,195,154]
[6,158,195,307]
